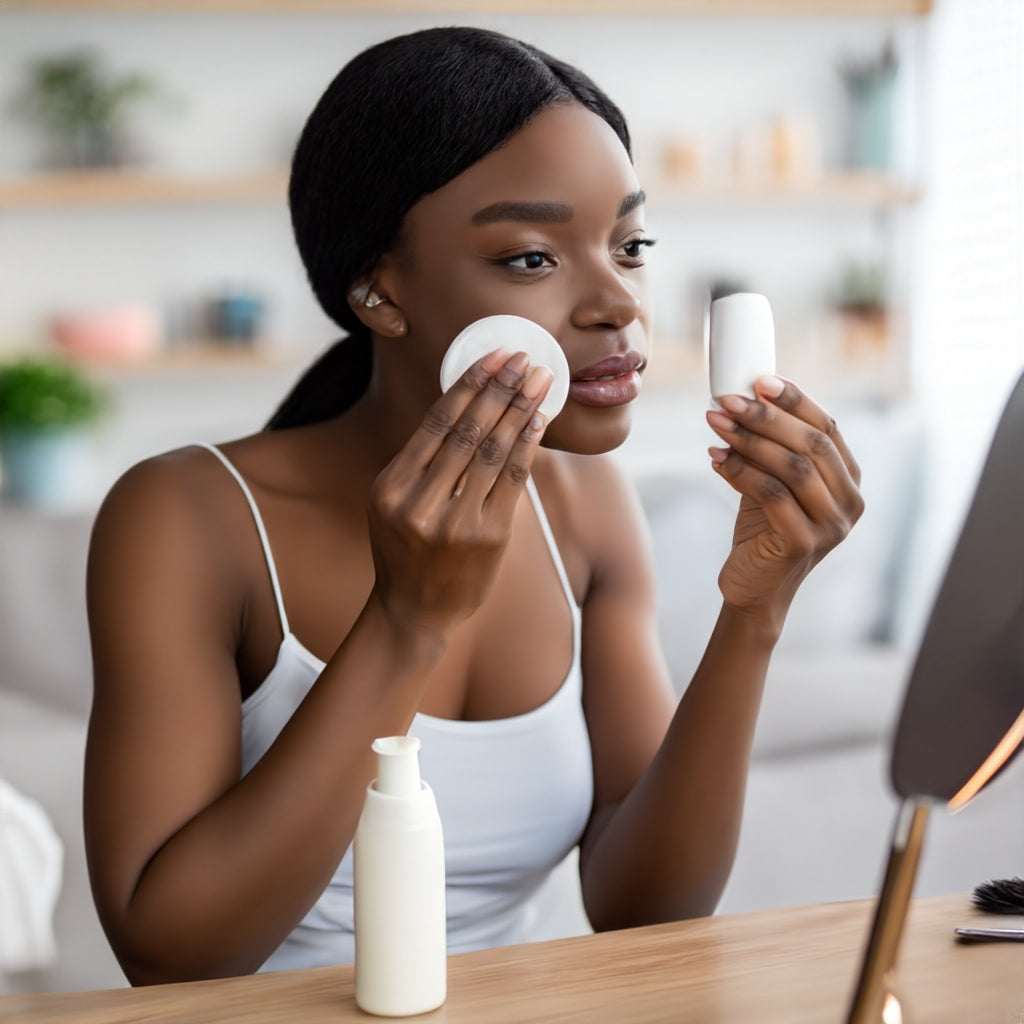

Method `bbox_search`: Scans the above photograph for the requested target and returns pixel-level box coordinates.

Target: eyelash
[499,250,554,274]
[621,236,657,263]
[497,236,658,276]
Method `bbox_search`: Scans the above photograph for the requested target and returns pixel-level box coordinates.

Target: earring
[349,283,385,308]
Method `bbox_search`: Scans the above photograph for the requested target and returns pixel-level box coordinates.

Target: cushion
[0,507,95,719]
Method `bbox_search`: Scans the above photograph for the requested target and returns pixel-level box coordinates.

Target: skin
[84,99,863,985]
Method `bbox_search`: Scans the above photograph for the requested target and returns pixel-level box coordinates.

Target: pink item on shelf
[50,303,163,360]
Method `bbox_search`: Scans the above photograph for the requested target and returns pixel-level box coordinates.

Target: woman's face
[382,100,653,456]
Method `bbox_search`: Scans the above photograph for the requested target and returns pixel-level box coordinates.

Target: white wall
[898,0,1024,643]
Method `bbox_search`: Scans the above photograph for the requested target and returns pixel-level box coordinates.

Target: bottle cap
[371,735,423,797]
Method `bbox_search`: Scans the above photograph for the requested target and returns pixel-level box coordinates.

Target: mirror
[890,368,1024,804]
[847,367,1024,1024]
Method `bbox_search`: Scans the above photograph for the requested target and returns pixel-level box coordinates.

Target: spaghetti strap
[525,476,577,611]
[193,442,290,638]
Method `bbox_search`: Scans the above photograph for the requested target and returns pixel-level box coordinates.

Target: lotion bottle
[354,735,446,1017]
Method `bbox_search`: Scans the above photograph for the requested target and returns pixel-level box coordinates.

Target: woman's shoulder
[101,440,246,515]
[91,434,275,566]
[101,426,307,510]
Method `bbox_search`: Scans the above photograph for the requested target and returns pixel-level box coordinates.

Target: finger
[708,391,861,520]
[470,367,552,515]
[425,350,537,491]
[453,364,552,505]
[755,375,861,486]
[708,408,862,540]
[385,347,516,487]
[707,410,841,543]
[711,453,821,559]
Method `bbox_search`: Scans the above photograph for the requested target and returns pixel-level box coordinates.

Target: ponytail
[265,330,371,431]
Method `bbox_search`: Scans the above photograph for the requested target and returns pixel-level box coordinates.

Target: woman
[84,27,863,985]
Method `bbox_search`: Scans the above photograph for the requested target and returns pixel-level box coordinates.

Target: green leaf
[0,358,107,431]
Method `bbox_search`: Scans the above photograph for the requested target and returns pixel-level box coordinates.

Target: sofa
[2,396,1022,995]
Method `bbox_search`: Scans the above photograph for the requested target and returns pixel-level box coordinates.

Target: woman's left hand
[706,374,864,626]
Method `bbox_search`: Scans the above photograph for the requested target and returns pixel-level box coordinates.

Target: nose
[569,261,644,332]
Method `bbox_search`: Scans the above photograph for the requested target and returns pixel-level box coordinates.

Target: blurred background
[1,0,1023,996]
[0,1,1020,618]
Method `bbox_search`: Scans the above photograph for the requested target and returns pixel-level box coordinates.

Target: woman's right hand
[366,348,552,637]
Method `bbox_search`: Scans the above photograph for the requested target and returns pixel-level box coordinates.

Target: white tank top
[196,443,593,971]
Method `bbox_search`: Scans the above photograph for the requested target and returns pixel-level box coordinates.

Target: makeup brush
[955,878,1024,943]
[971,877,1024,914]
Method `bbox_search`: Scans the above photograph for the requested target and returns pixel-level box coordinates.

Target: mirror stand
[845,800,930,1024]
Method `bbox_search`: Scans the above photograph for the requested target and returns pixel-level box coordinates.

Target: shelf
[33,344,299,380]
[0,1,934,13]
[647,171,921,209]
[59,342,302,375]
[0,168,918,211]
[0,169,288,210]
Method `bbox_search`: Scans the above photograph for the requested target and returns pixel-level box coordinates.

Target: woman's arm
[85,352,551,984]
[576,376,863,930]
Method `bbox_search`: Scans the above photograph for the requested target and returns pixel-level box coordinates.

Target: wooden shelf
[0,168,918,211]
[63,342,301,374]
[0,1,933,13]
[647,171,921,208]
[0,169,288,210]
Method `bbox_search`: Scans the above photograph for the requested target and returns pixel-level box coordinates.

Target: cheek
[407,264,563,343]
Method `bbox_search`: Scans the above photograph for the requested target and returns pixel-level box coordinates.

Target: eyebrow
[470,189,646,226]
[618,189,646,218]
[471,200,573,225]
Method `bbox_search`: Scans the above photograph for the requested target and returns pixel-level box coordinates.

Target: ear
[346,259,408,338]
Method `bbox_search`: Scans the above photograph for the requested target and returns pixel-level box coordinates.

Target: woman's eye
[501,251,553,272]
[621,236,657,262]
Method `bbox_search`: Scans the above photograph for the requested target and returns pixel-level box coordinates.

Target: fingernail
[522,365,553,400]
[506,350,531,376]
[708,446,729,465]
[706,409,737,432]
[719,394,749,414]
[757,374,785,398]
[481,347,510,372]
[528,412,547,434]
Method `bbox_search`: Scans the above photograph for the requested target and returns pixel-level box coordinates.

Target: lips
[568,351,645,408]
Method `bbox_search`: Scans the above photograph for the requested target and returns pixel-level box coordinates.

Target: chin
[540,404,633,456]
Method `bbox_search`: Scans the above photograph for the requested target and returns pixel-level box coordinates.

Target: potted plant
[0,357,107,508]
[12,49,163,169]
[832,260,892,362]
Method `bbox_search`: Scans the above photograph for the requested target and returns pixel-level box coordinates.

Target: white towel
[0,777,63,972]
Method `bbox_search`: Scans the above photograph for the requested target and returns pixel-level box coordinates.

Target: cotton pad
[439,315,570,421]
[708,292,776,404]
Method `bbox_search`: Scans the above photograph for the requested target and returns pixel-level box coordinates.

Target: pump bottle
[354,735,446,1017]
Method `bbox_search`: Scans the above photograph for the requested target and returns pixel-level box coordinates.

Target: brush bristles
[972,877,1024,914]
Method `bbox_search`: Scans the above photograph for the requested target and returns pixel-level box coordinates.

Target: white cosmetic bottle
[708,292,776,404]
[354,735,447,1017]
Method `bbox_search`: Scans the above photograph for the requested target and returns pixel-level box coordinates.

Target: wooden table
[2,893,1022,1023]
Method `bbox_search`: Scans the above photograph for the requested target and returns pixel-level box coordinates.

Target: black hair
[267,26,632,431]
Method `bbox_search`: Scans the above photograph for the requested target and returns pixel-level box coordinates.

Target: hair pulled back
[267,26,631,430]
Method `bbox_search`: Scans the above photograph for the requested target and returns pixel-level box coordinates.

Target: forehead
[407,101,640,230]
